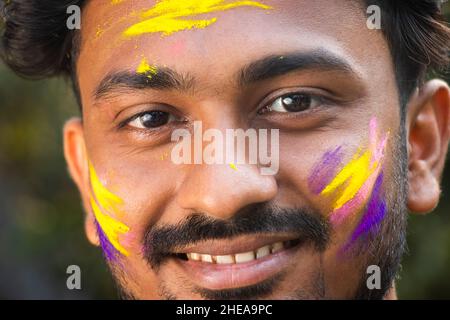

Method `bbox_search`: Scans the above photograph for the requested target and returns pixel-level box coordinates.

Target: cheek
[87,148,182,261]
[275,135,332,208]
[307,118,389,251]
[103,154,187,242]
[88,161,131,262]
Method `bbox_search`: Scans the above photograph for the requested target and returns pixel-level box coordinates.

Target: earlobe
[85,212,100,246]
[63,117,99,246]
[407,160,441,213]
[407,80,450,214]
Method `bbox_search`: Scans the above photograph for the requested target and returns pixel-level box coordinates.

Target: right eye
[258,92,323,115]
[127,111,176,129]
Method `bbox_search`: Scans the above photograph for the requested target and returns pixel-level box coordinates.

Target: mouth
[175,238,302,264]
[169,235,304,291]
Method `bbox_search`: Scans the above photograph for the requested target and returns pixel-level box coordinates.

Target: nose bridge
[173,100,278,219]
[178,115,276,216]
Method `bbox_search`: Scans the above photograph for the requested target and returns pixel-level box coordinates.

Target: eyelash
[117,111,176,129]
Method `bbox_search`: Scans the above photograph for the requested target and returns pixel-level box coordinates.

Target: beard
[352,125,409,299]
[102,127,408,300]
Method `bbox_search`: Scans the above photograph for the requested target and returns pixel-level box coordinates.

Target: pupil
[141,111,169,128]
[282,94,311,112]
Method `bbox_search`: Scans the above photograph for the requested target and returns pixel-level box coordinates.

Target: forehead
[77,0,389,104]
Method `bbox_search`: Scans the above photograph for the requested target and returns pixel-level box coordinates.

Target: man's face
[71,0,408,299]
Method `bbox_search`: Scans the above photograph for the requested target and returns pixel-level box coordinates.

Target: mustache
[142,203,331,269]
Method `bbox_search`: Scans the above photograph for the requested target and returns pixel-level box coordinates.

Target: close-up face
[22,0,447,299]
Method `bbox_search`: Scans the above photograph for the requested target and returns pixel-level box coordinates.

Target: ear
[63,118,99,246]
[407,79,450,214]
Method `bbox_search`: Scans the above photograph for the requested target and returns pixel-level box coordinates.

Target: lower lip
[174,245,300,290]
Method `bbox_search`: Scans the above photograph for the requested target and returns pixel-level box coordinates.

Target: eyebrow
[93,68,195,101]
[238,49,356,86]
[92,49,357,102]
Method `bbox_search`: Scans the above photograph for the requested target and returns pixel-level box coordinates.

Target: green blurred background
[0,6,449,300]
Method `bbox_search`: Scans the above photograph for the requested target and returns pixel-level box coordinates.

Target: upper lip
[171,233,300,256]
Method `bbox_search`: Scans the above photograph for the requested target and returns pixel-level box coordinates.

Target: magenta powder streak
[94,219,120,262]
[347,171,386,247]
[308,146,344,195]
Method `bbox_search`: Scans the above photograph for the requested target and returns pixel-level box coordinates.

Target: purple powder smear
[345,171,386,249]
[94,219,120,262]
[308,146,344,194]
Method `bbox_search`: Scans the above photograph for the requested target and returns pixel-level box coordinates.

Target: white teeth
[186,241,290,264]
[256,245,271,259]
[235,251,256,263]
[190,253,201,261]
[216,255,235,264]
[201,254,213,263]
[271,242,284,254]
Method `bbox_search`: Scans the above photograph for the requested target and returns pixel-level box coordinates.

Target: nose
[176,161,278,220]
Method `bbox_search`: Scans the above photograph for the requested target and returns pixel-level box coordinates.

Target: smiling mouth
[174,238,302,264]
[168,236,304,291]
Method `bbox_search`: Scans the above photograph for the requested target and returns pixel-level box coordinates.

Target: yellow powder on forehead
[136,57,158,78]
[123,0,272,37]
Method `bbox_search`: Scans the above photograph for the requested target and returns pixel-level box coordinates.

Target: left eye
[127,111,176,129]
[261,93,322,114]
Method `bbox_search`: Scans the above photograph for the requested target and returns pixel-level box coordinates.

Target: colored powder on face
[89,162,125,218]
[308,146,344,195]
[169,40,187,56]
[327,130,388,225]
[344,171,387,249]
[307,117,389,253]
[136,57,158,78]
[329,168,379,225]
[160,152,169,160]
[90,197,130,256]
[327,124,388,224]
[89,162,130,257]
[95,26,105,38]
[308,117,388,228]
[123,0,272,37]
[322,118,386,212]
[94,219,120,261]
[321,149,377,211]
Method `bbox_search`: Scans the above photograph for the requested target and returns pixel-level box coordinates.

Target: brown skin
[63,0,450,299]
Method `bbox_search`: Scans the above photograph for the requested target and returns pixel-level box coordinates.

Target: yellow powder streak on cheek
[321,149,377,211]
[89,162,125,218]
[318,117,388,218]
[123,0,272,37]
[90,198,130,256]
[89,162,130,256]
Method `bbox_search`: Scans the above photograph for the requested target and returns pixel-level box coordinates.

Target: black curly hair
[1,0,449,112]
